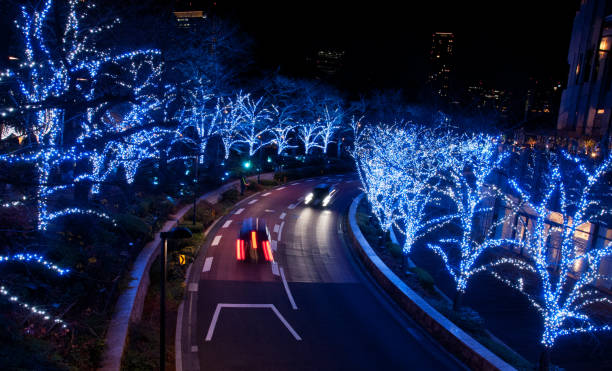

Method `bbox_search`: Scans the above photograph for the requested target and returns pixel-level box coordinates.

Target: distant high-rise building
[313,49,345,78]
[173,10,207,29]
[427,32,455,99]
[557,0,612,145]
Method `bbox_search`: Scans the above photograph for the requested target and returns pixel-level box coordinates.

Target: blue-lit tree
[297,120,323,155]
[235,93,273,156]
[483,152,612,368]
[268,104,297,155]
[317,102,343,154]
[425,134,515,309]
[217,94,246,159]
[0,0,164,230]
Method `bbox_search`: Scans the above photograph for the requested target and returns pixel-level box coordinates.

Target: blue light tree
[482,152,612,368]
[425,133,516,309]
[297,120,323,155]
[1,0,165,230]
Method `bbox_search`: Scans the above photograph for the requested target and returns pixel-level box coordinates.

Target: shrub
[258,179,278,187]
[116,214,152,240]
[409,267,435,292]
[387,242,403,259]
[247,181,264,192]
[220,188,240,203]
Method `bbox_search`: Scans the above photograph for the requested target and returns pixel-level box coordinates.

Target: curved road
[178,175,465,370]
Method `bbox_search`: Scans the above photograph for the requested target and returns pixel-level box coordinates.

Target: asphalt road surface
[178,174,466,371]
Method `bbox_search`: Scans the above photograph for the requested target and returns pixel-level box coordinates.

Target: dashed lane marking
[202,257,213,272]
[248,199,258,205]
[279,212,286,220]
[234,208,245,215]
[278,221,285,241]
[271,240,278,252]
[211,235,222,246]
[205,304,301,341]
[222,220,232,228]
[277,186,286,190]
[271,261,280,276]
[263,192,272,196]
[274,224,280,233]
[288,203,296,209]
[265,209,275,213]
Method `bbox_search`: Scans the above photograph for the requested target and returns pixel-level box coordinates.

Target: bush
[387,242,403,259]
[247,181,264,192]
[257,179,278,187]
[409,267,435,292]
[116,214,152,240]
[220,188,240,203]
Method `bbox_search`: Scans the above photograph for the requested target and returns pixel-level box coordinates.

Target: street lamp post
[159,227,192,371]
[193,155,199,226]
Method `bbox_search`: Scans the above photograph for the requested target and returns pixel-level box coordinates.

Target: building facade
[427,32,455,100]
[558,0,612,147]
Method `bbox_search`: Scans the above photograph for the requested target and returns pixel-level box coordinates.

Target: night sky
[209,0,581,97]
[1,0,581,98]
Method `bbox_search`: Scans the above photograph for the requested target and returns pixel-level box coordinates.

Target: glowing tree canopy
[1,0,165,229]
[425,133,514,302]
[486,152,612,350]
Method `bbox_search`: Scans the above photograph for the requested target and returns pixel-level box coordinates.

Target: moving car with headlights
[236,218,274,262]
[304,183,338,207]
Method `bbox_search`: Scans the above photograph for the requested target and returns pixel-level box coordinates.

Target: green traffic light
[243,161,251,169]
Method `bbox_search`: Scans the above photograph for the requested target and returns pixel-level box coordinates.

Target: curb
[99,173,273,371]
[348,194,515,371]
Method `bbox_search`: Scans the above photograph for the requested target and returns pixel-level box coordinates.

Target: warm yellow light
[597,109,605,114]
[600,36,611,52]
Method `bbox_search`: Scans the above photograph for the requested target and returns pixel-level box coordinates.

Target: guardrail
[347,194,515,371]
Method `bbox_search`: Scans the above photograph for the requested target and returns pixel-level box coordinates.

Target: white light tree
[235,93,273,157]
[174,79,219,163]
[317,103,343,154]
[217,94,246,159]
[482,152,612,368]
[268,104,297,155]
[297,120,323,155]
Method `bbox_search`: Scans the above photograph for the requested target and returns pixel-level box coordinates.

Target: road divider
[347,194,514,371]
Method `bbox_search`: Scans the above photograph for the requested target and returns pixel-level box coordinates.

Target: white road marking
[188,283,198,292]
[277,186,286,190]
[265,209,275,213]
[263,192,272,196]
[234,208,245,215]
[297,196,305,201]
[293,182,301,185]
[271,261,280,276]
[273,224,280,233]
[205,303,301,341]
[277,221,285,241]
[279,212,286,220]
[271,240,278,252]
[248,199,258,205]
[222,220,232,228]
[211,235,222,246]
[191,345,198,352]
[288,203,296,209]
[202,257,213,272]
[280,267,298,310]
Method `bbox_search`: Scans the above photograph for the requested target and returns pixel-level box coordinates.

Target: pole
[193,155,198,226]
[160,238,167,371]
